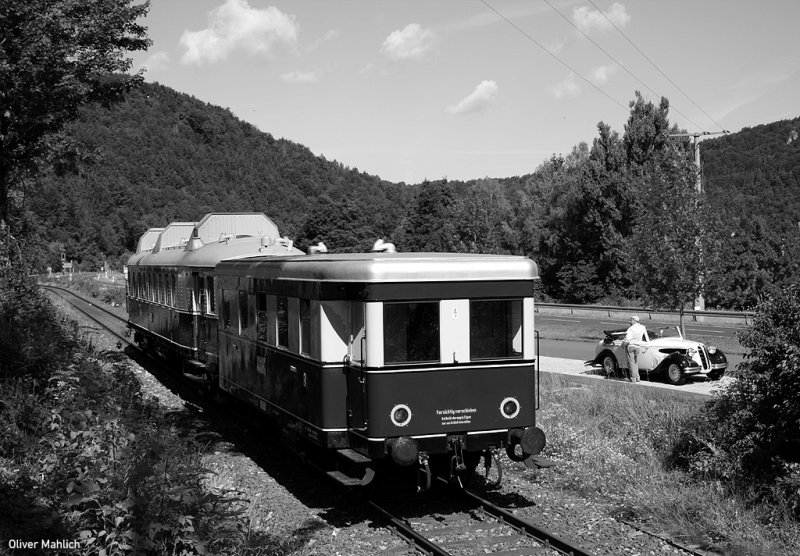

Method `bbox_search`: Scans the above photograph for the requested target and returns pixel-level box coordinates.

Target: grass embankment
[534,373,800,555]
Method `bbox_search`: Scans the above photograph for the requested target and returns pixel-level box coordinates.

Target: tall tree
[629,158,706,330]
[295,195,380,253]
[623,91,672,168]
[0,0,151,226]
[452,179,511,254]
[400,179,458,252]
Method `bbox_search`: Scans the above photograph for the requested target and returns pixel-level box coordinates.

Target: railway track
[368,482,593,556]
[41,284,133,347]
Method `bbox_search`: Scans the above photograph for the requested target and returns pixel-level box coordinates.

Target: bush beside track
[2,272,288,553]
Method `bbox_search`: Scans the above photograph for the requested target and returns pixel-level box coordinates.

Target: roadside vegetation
[1,246,276,554]
[533,285,800,555]
[536,374,799,555]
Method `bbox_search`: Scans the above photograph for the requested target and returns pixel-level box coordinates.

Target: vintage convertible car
[585,326,728,385]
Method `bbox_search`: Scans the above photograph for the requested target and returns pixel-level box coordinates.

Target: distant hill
[26,82,413,267]
[702,117,800,234]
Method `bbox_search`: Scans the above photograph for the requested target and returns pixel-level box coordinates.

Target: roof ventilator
[372,239,396,253]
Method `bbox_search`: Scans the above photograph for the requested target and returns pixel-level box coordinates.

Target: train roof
[216,252,539,283]
[136,228,164,253]
[128,236,302,268]
[127,212,295,268]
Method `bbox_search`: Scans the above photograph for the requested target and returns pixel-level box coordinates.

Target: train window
[383,302,440,364]
[170,274,176,307]
[207,276,216,314]
[300,298,311,355]
[469,299,523,360]
[277,296,289,348]
[221,289,234,329]
[238,290,249,333]
[256,293,268,341]
[199,278,207,312]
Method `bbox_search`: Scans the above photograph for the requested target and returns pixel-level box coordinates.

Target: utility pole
[668,131,729,193]
[668,130,729,310]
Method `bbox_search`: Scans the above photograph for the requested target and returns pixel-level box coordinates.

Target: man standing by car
[622,315,647,382]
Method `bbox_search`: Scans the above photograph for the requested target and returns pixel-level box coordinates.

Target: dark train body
[126,213,545,486]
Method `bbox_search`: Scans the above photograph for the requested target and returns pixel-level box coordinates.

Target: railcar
[126,213,302,375]
[127,213,546,487]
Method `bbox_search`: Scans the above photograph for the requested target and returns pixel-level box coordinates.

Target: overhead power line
[479,0,630,114]
[542,0,706,131]
[586,0,727,132]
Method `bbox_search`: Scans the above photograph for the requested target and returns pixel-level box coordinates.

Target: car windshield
[649,327,682,339]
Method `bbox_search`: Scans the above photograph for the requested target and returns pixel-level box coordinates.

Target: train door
[218,286,239,390]
[346,302,367,431]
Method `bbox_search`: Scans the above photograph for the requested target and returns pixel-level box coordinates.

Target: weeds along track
[367,483,594,556]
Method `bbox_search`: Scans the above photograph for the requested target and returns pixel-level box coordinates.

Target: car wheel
[666,363,686,386]
[601,354,618,378]
[708,370,724,381]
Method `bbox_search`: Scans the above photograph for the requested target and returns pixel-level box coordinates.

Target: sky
[131,0,800,184]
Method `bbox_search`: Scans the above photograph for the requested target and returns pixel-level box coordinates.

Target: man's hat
[630,315,640,322]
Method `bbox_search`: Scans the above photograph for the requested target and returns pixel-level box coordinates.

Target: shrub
[0,263,77,379]
[670,283,800,515]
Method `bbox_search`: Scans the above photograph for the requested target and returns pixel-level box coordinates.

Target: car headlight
[708,346,717,354]
[687,347,697,357]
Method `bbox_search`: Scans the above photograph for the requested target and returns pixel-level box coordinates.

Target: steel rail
[367,500,449,556]
[369,484,594,556]
[41,284,132,346]
[461,489,594,556]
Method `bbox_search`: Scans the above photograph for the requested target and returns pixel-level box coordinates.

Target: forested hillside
[703,119,800,234]
[21,82,413,267]
[16,82,800,310]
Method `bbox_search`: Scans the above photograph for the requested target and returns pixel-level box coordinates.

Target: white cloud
[446,80,499,115]
[590,64,618,85]
[180,0,298,66]
[572,2,630,34]
[307,29,340,52]
[551,75,581,99]
[281,70,320,84]
[380,23,437,60]
[139,51,170,74]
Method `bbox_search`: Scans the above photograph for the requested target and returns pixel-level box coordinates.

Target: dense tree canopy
[0,0,150,225]
[15,78,800,310]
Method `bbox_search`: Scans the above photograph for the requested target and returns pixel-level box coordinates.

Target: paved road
[536,313,745,343]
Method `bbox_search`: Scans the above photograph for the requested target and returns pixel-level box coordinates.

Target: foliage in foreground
[670,283,800,516]
[536,375,800,555]
[0,260,271,554]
